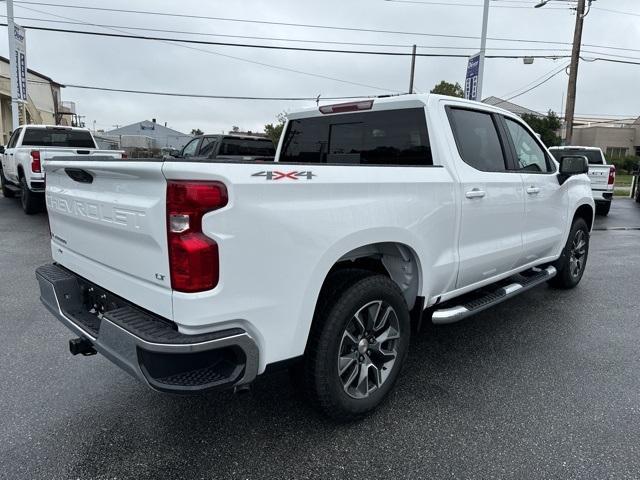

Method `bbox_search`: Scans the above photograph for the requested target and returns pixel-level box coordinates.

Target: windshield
[21,128,96,148]
[549,148,604,165]
[218,138,275,157]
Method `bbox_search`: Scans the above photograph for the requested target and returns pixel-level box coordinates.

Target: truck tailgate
[45,159,173,319]
[588,165,612,189]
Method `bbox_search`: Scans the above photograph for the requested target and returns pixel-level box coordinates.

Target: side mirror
[558,155,588,185]
[0,145,4,154]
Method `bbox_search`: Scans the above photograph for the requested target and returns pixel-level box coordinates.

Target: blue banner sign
[465,54,480,101]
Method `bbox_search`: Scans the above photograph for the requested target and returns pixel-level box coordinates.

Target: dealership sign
[13,24,27,103]
[464,53,480,101]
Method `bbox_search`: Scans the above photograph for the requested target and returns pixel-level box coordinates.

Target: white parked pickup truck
[36,95,594,420]
[0,125,124,214]
[549,146,615,216]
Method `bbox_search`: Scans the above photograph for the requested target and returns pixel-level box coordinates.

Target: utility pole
[408,44,417,94]
[477,0,490,101]
[6,0,20,130]
[564,0,587,145]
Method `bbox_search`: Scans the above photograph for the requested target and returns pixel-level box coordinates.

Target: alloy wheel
[337,300,400,399]
[569,229,587,278]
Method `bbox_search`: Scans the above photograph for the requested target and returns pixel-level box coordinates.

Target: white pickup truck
[36,95,594,420]
[0,125,124,214]
[549,146,615,216]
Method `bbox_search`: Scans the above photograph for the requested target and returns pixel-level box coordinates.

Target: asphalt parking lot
[1,196,639,480]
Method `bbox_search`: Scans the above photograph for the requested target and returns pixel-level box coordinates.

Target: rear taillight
[608,165,616,185]
[166,181,228,293]
[121,152,128,159]
[30,150,41,173]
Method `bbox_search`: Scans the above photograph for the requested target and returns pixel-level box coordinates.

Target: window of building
[448,108,506,172]
[605,146,628,159]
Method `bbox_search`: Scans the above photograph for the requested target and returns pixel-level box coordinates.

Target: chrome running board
[432,266,557,325]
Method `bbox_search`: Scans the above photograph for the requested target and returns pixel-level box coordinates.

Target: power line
[60,84,381,101]
[8,21,640,66]
[498,62,569,100]
[387,0,640,17]
[11,7,399,93]
[0,73,384,100]
[384,0,567,8]
[593,7,640,17]
[4,21,576,59]
[12,1,640,55]
[1,1,597,46]
[10,74,638,119]
[503,65,569,101]
[1,14,575,52]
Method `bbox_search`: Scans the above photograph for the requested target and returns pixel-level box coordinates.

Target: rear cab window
[219,137,275,157]
[21,128,96,148]
[279,108,433,166]
[549,148,604,165]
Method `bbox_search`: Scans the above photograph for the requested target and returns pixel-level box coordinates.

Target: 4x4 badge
[252,171,315,181]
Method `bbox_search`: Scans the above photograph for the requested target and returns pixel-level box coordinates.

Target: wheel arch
[293,231,425,356]
[327,242,423,310]
[573,202,595,232]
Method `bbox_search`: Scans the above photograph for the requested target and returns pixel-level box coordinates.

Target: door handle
[465,188,486,199]
[526,186,540,195]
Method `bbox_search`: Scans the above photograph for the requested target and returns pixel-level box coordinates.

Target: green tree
[430,80,464,98]
[521,111,562,147]
[190,128,203,136]
[264,112,287,145]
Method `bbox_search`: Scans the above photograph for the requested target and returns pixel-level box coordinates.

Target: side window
[199,137,217,157]
[7,128,21,148]
[181,138,200,157]
[504,118,552,173]
[448,109,506,172]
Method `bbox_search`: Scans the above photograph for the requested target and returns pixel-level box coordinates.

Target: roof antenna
[316,94,321,106]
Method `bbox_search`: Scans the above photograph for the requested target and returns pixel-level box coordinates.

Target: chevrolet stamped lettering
[46,194,146,230]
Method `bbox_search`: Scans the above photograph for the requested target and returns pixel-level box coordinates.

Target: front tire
[302,272,410,421]
[548,218,590,289]
[20,175,41,214]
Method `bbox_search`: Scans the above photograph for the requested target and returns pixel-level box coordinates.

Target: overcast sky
[2,0,639,134]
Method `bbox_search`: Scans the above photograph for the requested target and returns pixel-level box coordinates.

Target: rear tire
[548,218,589,289]
[301,271,410,421]
[596,201,611,216]
[0,167,15,198]
[20,175,41,215]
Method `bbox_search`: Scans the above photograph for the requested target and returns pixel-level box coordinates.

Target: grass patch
[616,174,633,187]
[614,188,630,197]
